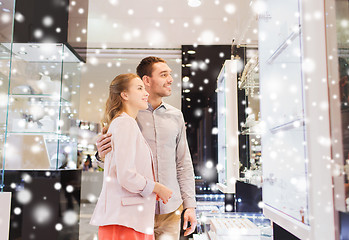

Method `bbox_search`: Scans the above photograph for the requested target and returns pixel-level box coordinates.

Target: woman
[90,73,172,240]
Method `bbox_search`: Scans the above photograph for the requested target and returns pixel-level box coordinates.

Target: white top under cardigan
[90,112,156,234]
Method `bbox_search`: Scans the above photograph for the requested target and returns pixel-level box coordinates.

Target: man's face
[147,62,173,97]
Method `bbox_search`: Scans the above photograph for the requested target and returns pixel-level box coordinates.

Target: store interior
[1,0,349,239]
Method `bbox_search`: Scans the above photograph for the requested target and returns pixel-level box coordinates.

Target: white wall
[78,53,182,123]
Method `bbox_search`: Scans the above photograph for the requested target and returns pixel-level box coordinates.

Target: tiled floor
[79,202,99,240]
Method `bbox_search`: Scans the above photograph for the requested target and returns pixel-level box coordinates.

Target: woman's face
[124,77,149,110]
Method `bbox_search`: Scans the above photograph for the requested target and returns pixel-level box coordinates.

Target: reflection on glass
[335,0,349,209]
[0,0,15,189]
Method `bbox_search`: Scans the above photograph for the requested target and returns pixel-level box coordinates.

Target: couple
[90,57,197,240]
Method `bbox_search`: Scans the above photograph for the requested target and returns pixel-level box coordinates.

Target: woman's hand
[96,130,112,159]
[153,183,172,204]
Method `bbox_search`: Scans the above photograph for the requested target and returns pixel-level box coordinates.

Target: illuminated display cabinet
[0,0,87,239]
[216,60,240,194]
[0,43,81,170]
[0,0,88,171]
[0,42,83,239]
[216,50,262,197]
[258,0,341,239]
[195,210,273,239]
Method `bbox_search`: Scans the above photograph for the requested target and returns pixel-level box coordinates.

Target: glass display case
[258,0,340,238]
[238,49,263,187]
[0,42,81,170]
[194,194,272,240]
[195,211,272,240]
[0,1,86,238]
[217,60,240,193]
[258,0,310,229]
[217,48,264,194]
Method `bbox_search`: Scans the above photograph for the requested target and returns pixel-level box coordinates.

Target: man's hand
[183,208,197,236]
[96,131,112,159]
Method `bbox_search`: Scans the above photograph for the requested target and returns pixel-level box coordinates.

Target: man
[96,56,197,239]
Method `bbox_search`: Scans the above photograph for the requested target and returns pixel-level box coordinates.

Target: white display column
[301,0,339,239]
[0,192,11,240]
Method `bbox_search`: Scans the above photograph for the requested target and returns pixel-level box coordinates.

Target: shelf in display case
[1,43,80,63]
[3,132,77,170]
[241,119,263,136]
[9,94,73,105]
[239,82,259,90]
[266,28,301,64]
[0,43,12,60]
[6,93,77,135]
[10,93,69,99]
[5,132,74,142]
[239,75,259,90]
[269,118,304,134]
[241,128,263,136]
[7,131,59,135]
[5,132,75,139]
[240,170,263,187]
[196,199,224,214]
[239,55,259,92]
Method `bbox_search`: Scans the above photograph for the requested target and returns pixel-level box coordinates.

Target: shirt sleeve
[175,113,197,209]
[110,117,155,197]
[95,152,104,169]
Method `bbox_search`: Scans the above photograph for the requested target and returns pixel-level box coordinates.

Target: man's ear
[142,75,151,87]
[120,91,128,101]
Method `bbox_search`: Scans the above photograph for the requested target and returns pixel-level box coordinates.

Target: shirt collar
[147,102,167,112]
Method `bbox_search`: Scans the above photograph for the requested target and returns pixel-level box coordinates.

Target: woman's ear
[120,91,128,101]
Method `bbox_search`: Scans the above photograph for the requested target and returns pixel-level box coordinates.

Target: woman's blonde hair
[101,73,139,133]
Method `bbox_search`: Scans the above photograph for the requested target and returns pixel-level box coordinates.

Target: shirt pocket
[121,196,145,206]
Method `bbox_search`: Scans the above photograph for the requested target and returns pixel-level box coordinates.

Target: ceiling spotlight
[188,0,201,7]
[183,76,190,82]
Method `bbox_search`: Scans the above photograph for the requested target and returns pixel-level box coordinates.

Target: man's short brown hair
[136,56,166,79]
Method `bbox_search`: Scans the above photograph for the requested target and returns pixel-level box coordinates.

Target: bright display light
[188,0,201,7]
